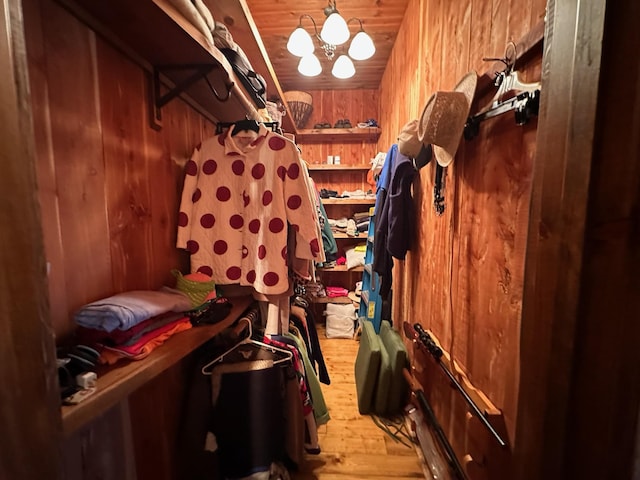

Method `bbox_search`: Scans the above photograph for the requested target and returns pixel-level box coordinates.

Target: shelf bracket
[149,64,234,130]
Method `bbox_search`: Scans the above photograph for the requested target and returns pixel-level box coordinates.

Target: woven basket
[284,91,313,129]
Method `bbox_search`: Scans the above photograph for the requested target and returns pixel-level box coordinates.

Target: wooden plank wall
[23,0,215,478]
[25,0,210,342]
[377,0,546,476]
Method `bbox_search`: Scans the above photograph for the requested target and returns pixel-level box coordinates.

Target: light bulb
[287,27,315,57]
[332,55,355,79]
[348,31,375,60]
[320,12,349,46]
[298,54,322,77]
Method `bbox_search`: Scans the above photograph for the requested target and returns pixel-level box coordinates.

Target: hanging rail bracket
[149,64,234,130]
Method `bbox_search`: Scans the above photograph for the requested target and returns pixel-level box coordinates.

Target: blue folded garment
[74,288,192,332]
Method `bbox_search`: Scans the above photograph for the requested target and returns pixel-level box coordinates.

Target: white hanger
[477,42,541,115]
[201,317,293,375]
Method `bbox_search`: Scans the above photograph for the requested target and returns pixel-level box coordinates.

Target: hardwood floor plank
[292,326,425,478]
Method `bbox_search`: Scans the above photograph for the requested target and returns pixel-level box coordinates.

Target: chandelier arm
[346,17,365,31]
[298,14,320,36]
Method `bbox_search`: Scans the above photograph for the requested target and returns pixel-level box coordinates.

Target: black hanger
[232,119,260,136]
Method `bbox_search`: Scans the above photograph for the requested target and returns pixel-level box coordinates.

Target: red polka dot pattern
[217,186,231,201]
[178,212,188,227]
[203,159,217,175]
[277,166,287,181]
[246,270,256,283]
[287,195,302,209]
[252,163,265,179]
[187,240,199,254]
[268,137,286,151]
[258,245,267,259]
[263,272,279,286]
[287,163,300,179]
[262,191,273,206]
[249,219,261,233]
[310,238,320,255]
[214,240,228,254]
[230,214,244,229]
[197,265,213,276]
[226,266,241,281]
[232,160,245,175]
[192,189,202,203]
[200,214,215,228]
[269,218,285,233]
[185,160,197,176]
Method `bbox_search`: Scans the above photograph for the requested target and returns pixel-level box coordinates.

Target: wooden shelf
[61,295,254,435]
[317,265,364,272]
[310,296,355,304]
[206,0,296,133]
[296,127,381,143]
[307,164,371,171]
[56,0,271,126]
[321,198,376,205]
[332,232,367,239]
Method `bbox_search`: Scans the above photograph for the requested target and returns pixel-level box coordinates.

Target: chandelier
[286,1,375,79]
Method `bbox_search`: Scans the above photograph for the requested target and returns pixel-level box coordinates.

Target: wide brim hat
[418,71,477,167]
[397,119,433,169]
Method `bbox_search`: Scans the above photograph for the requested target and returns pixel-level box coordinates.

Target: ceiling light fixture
[286,0,375,79]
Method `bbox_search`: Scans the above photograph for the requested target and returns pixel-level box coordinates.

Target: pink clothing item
[177,124,322,295]
[326,286,349,297]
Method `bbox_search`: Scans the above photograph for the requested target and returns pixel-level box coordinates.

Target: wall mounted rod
[412,323,508,447]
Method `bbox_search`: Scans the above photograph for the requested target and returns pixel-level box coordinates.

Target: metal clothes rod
[412,323,508,448]
[403,368,469,480]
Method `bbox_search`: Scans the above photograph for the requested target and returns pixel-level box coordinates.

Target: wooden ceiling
[243,0,410,92]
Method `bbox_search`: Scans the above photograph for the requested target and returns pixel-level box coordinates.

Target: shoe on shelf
[342,119,353,128]
[334,119,344,128]
[313,121,331,129]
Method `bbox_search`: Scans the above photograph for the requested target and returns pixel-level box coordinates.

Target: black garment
[290,307,330,385]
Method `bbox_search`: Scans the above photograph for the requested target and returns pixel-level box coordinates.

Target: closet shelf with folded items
[57,0,295,131]
[60,277,254,434]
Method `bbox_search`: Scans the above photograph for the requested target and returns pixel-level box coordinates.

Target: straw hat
[418,71,477,167]
[397,120,433,169]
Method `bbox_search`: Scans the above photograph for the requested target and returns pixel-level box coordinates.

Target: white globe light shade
[332,55,355,79]
[320,12,349,46]
[298,54,322,77]
[287,27,315,57]
[348,31,375,60]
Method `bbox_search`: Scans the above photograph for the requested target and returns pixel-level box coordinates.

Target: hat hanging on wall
[397,119,433,169]
[418,71,477,167]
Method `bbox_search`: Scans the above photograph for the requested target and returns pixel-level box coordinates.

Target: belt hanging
[433,164,446,215]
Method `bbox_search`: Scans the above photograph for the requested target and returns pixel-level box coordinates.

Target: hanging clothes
[176,123,323,296]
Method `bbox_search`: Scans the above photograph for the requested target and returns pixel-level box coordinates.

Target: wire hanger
[201,316,293,375]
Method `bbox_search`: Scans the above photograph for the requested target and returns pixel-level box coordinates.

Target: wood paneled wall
[26,0,211,342]
[377,0,545,475]
[24,0,215,478]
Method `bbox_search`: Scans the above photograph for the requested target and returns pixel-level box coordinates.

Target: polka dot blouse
[177,124,322,295]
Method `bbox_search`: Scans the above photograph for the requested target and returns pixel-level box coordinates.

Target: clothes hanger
[231,119,260,136]
[201,317,293,375]
[476,42,541,116]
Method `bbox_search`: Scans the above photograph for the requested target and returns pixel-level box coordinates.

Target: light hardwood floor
[292,325,426,479]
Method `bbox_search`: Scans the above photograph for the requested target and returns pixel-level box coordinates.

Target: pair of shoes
[334,118,353,128]
[313,121,331,129]
[357,118,379,127]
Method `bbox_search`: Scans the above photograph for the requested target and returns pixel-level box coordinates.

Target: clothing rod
[412,323,508,447]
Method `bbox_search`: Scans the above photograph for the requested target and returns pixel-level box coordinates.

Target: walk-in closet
[2,0,639,479]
